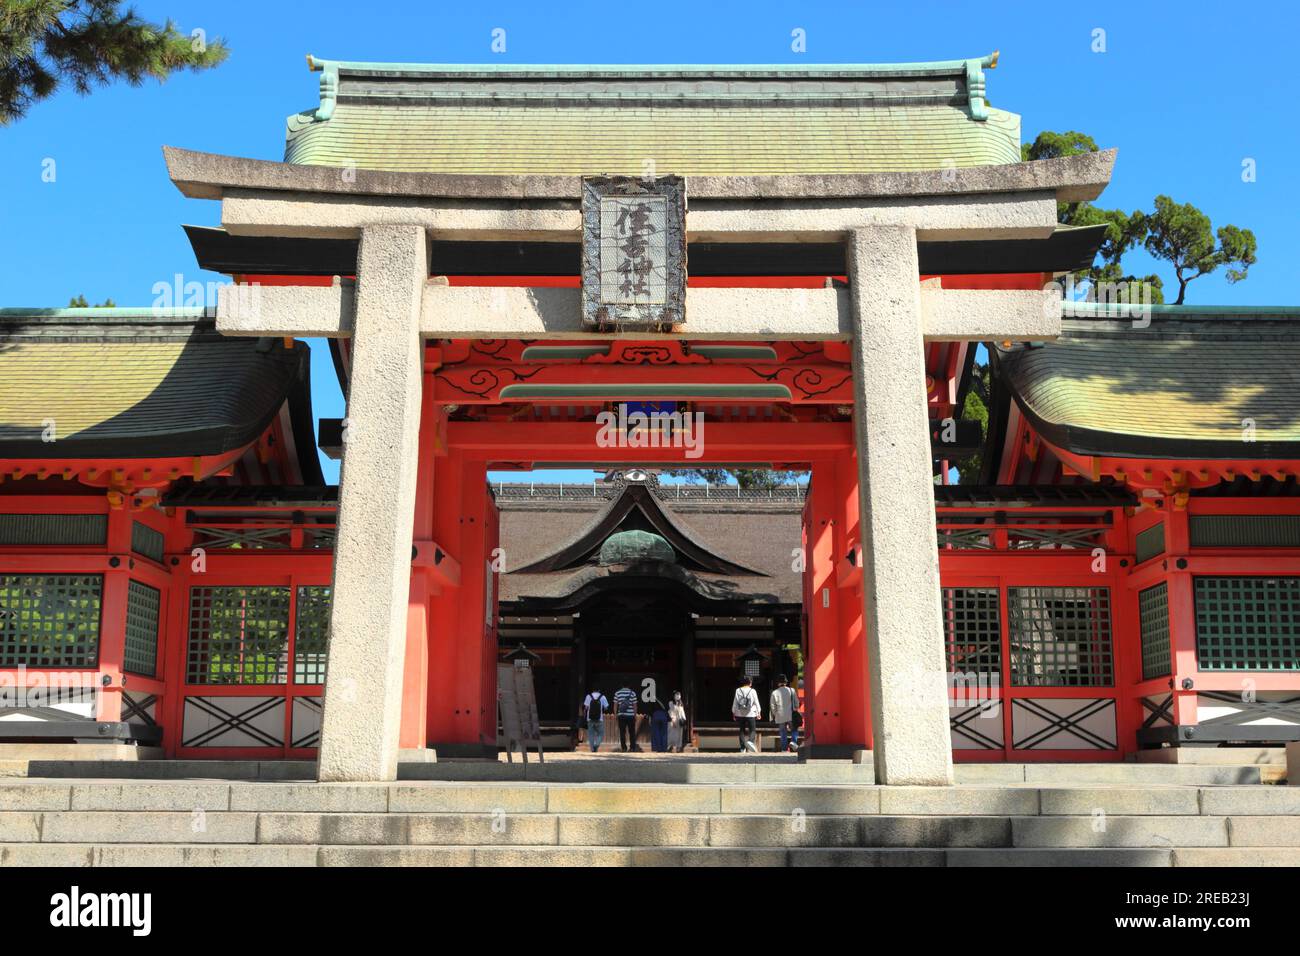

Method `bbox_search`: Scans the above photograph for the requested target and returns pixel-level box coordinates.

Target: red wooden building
[3,296,1298,762]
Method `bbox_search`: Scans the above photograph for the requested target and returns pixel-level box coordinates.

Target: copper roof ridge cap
[304,53,999,77]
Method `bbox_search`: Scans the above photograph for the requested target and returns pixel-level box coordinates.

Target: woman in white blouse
[666,691,687,753]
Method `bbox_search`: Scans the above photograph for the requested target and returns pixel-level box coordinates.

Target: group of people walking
[578,674,801,754]
[732,674,801,753]
[580,685,688,752]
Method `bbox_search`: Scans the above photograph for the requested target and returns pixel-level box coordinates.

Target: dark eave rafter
[184,224,1106,279]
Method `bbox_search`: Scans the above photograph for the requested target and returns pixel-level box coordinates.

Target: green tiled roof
[0,310,311,460]
[285,55,1020,175]
[997,304,1300,459]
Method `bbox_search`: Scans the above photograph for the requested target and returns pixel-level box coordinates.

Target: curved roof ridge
[0,314,322,480]
[512,482,766,576]
[995,316,1300,460]
[503,563,784,612]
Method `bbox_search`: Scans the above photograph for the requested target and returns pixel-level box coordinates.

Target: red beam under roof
[445,420,853,463]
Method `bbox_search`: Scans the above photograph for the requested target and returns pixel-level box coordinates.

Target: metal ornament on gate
[581,175,686,331]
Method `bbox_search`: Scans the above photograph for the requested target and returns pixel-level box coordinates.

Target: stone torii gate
[165,145,1115,785]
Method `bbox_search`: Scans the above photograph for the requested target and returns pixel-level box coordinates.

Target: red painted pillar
[833,452,871,749]
[804,459,842,746]
[426,449,465,744]
[1108,509,1143,757]
[96,509,131,722]
[159,508,192,756]
[399,376,438,749]
[480,490,500,744]
[453,459,493,745]
[1165,508,1199,732]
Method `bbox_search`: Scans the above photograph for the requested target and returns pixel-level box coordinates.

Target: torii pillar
[847,226,953,785]
[316,225,428,782]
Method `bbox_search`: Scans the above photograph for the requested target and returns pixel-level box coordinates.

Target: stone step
[956,763,1264,786]
[0,744,164,762]
[5,843,1299,867]
[2,778,1294,862]
[1012,815,1228,848]
[3,809,1291,848]
[3,780,1297,816]
[398,761,858,784]
[19,758,1270,786]
[0,843,319,867]
[25,759,316,781]
[1132,747,1286,766]
[403,761,1268,786]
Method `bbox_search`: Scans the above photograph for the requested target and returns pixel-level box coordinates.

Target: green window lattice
[294,585,332,684]
[1190,516,1300,549]
[1194,576,1300,671]
[0,574,102,667]
[131,522,165,563]
[123,580,161,677]
[186,586,290,685]
[1135,523,1165,565]
[942,587,1001,680]
[1007,586,1114,687]
[0,514,106,546]
[1138,582,1171,680]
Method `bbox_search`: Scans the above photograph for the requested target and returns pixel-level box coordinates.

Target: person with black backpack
[731,676,761,753]
[581,689,609,753]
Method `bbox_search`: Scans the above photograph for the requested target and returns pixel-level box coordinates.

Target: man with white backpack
[731,675,762,753]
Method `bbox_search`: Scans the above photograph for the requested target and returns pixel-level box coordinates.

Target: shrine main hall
[2,53,1299,786]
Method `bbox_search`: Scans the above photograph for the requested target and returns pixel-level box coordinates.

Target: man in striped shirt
[613,684,641,752]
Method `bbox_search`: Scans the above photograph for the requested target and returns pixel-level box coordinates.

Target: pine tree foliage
[1,0,227,123]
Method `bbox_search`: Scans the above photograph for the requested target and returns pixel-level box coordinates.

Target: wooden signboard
[497,662,544,763]
[581,175,686,331]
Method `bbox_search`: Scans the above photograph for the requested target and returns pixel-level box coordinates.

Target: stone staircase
[9,756,1280,785]
[2,776,1298,866]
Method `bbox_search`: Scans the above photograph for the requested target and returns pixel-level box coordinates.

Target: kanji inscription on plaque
[600,196,667,303]
[582,175,686,330]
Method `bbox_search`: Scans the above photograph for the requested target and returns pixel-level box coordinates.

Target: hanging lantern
[737,643,764,679]
[505,642,541,670]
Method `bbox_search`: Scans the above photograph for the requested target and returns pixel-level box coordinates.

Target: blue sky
[3,0,1296,483]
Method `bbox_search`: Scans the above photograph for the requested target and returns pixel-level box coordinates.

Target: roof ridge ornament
[306,55,338,122]
[965,51,998,122]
